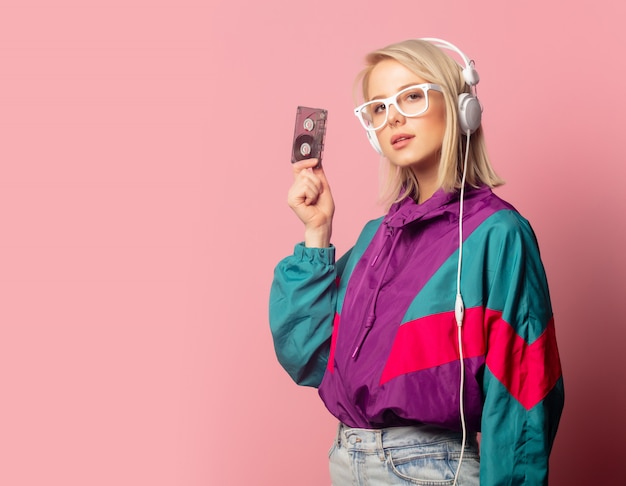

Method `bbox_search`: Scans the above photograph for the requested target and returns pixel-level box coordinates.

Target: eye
[403,89,424,103]
[373,103,387,114]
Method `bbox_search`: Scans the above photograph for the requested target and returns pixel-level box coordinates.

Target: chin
[387,154,427,167]
[387,153,440,174]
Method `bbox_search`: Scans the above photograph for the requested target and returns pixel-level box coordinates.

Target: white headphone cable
[453,130,471,485]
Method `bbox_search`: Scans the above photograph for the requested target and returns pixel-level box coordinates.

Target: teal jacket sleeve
[479,212,564,485]
[269,243,351,387]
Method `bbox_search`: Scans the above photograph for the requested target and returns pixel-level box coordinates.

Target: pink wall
[1,1,624,484]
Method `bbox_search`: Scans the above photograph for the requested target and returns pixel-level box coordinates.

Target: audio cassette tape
[291,106,327,166]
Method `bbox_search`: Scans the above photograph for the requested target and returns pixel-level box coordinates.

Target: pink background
[1,1,624,484]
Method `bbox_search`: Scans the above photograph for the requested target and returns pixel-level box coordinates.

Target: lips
[391,133,414,148]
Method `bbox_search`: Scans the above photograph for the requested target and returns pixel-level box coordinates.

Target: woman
[269,38,564,485]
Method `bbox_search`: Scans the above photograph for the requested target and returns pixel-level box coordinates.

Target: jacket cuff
[293,242,335,265]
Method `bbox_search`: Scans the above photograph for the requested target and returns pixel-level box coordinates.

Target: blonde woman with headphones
[270,38,564,485]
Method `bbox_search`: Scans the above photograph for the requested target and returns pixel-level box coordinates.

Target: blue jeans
[329,423,480,485]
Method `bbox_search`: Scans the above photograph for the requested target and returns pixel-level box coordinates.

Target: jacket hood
[385,185,493,229]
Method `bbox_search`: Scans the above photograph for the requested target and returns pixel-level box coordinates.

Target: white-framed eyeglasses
[354,83,443,131]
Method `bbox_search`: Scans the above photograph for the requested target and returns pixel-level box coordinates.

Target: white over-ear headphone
[364,38,482,155]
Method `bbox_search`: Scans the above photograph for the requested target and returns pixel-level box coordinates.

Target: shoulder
[354,216,384,248]
[472,191,538,246]
[363,215,385,231]
[494,211,537,243]
[465,200,545,272]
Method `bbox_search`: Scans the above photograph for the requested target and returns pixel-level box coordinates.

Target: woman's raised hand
[287,159,335,248]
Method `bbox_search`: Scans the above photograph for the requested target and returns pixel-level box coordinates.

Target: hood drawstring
[352,226,404,359]
[370,222,394,267]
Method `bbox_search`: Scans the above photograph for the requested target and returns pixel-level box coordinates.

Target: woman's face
[367,59,447,179]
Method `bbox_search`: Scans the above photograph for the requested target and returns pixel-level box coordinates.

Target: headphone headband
[419,37,480,87]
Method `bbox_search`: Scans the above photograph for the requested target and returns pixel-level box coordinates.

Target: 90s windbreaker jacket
[269,186,564,485]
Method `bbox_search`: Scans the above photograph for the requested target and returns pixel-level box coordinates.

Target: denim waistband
[335,422,476,453]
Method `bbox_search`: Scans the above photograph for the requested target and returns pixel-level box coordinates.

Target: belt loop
[375,429,385,461]
[336,422,343,447]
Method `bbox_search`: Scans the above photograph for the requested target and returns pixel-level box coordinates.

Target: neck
[413,170,439,204]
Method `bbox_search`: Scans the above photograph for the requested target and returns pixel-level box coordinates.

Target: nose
[386,103,405,126]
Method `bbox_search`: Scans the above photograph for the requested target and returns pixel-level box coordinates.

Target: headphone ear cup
[458,93,481,134]
[366,131,383,154]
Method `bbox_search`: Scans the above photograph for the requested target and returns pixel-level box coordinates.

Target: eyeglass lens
[361,86,429,129]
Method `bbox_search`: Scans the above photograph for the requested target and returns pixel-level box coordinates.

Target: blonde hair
[355,39,504,206]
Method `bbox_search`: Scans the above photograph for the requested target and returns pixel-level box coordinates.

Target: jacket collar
[384,185,492,229]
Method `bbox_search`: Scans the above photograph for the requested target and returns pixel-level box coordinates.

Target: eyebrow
[368,83,423,102]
